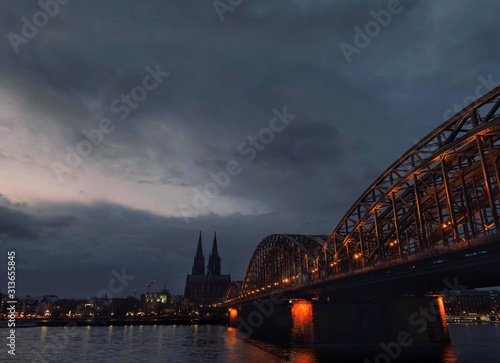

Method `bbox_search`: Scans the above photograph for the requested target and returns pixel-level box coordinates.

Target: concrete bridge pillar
[230,299,293,341]
[311,296,449,344]
[228,296,449,345]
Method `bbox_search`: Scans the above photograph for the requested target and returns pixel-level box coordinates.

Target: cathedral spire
[207,231,221,275]
[191,231,205,275]
[196,231,203,257]
[212,231,219,258]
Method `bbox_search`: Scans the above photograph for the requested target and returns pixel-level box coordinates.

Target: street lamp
[353,253,362,269]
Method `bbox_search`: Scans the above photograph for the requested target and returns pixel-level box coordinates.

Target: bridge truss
[321,86,500,276]
[225,235,327,303]
[225,86,500,304]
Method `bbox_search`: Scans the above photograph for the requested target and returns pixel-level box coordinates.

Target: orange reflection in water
[291,300,313,343]
[437,296,449,338]
[293,349,317,363]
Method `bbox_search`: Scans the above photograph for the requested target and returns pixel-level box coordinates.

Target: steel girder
[321,86,500,276]
[236,234,327,301]
[224,281,242,302]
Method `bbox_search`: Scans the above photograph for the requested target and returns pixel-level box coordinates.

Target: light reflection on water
[2,323,499,362]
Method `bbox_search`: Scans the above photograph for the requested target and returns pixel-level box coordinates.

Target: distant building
[184,232,231,305]
[76,298,113,318]
[444,289,500,316]
[141,289,171,315]
[42,295,59,304]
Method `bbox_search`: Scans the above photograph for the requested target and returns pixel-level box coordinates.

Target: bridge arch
[237,234,327,300]
[224,281,242,303]
[320,86,500,276]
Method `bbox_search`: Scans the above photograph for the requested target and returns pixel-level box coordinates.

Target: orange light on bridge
[292,301,312,316]
[229,308,238,320]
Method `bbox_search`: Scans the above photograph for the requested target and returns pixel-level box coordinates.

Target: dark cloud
[0,0,499,297]
[0,198,76,240]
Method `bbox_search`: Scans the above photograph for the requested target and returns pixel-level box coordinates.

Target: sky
[0,0,499,298]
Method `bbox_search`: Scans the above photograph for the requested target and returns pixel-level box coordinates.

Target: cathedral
[184,232,231,305]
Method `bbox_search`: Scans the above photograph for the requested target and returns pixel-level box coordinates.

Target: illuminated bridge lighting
[224,85,500,305]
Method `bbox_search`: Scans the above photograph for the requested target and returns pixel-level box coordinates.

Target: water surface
[2,323,499,362]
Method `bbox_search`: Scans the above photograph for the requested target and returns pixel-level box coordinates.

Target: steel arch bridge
[225,85,500,304]
[225,281,243,302]
[225,235,327,303]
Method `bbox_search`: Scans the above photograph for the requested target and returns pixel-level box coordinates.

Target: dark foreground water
[2,323,499,362]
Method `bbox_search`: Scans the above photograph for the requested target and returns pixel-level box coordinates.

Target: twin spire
[191,232,221,276]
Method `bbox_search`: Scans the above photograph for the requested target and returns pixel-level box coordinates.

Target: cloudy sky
[0,0,499,298]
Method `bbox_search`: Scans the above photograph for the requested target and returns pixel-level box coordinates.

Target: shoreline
[0,317,229,328]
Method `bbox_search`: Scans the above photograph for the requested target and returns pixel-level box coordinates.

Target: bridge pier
[229,296,449,345]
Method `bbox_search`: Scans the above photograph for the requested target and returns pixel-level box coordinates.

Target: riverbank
[447,315,499,324]
[0,317,229,328]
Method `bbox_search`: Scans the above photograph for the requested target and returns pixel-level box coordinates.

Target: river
[2,323,500,362]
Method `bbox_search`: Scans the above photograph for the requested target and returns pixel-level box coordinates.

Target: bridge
[224,85,500,346]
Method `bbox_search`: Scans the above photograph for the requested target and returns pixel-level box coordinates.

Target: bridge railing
[321,230,500,283]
